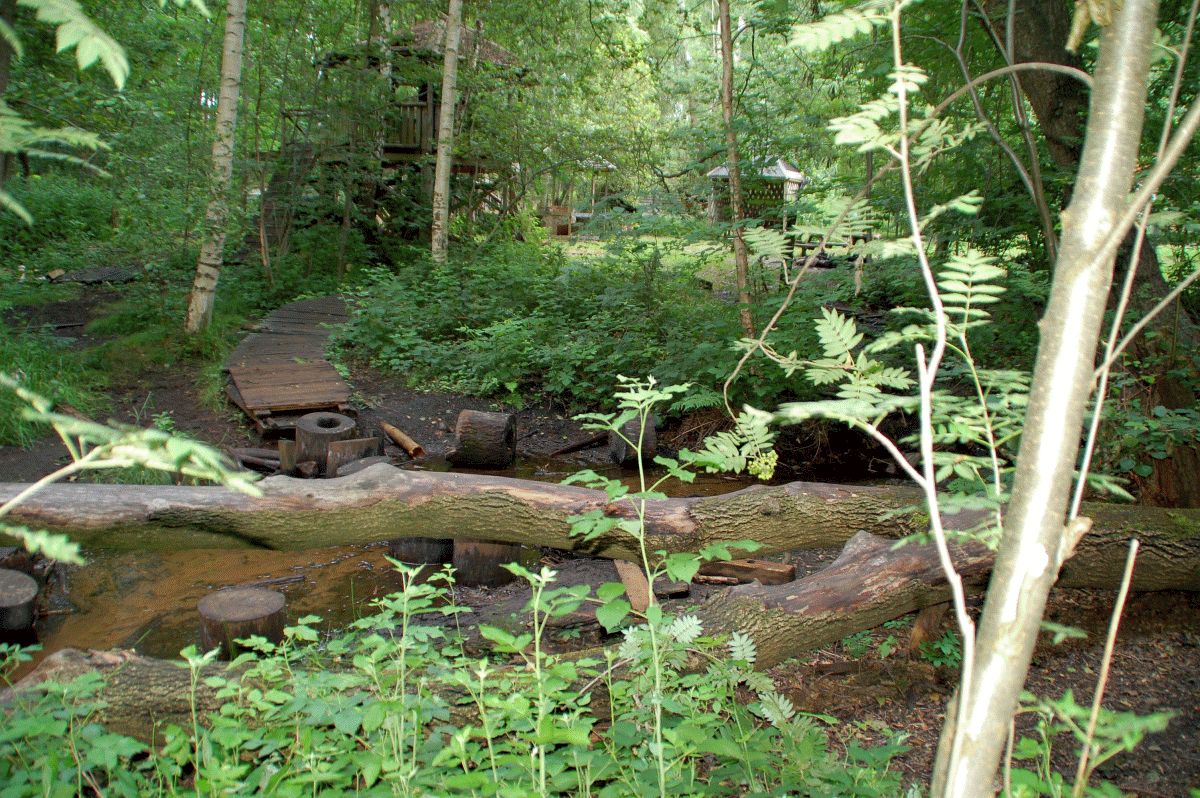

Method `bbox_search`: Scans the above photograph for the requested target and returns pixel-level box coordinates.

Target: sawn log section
[2,464,1197,592]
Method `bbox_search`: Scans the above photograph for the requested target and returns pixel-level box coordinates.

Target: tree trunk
[717,0,755,338]
[1,465,1196,592]
[430,0,463,264]
[933,1,1160,793]
[184,0,248,334]
[983,0,1087,169]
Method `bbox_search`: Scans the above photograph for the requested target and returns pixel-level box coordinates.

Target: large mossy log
[1,464,1197,591]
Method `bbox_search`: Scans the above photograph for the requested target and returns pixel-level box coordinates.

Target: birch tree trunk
[430,0,463,264]
[932,0,1161,792]
[716,0,755,338]
[184,0,248,333]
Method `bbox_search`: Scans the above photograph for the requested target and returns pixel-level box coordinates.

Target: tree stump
[447,410,516,468]
[325,437,383,477]
[294,412,356,476]
[0,568,38,633]
[386,537,455,585]
[198,587,286,659]
[609,413,656,466]
[453,540,535,587]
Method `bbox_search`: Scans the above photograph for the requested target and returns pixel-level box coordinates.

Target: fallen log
[0,528,1128,743]
[0,464,1197,591]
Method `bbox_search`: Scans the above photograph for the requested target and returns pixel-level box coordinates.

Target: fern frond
[743,226,791,262]
[790,0,891,53]
[19,0,129,88]
[816,307,864,359]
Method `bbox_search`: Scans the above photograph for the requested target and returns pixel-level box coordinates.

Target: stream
[14,460,752,678]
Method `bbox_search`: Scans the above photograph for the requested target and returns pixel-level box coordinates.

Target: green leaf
[664,552,701,584]
[595,598,631,632]
[19,0,129,88]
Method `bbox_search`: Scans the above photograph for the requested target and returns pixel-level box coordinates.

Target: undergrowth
[0,565,908,797]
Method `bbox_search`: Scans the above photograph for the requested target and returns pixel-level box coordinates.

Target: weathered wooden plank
[326,437,384,477]
[223,297,352,424]
[699,558,796,585]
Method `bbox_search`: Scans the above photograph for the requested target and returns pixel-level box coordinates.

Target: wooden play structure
[260,21,520,249]
[542,158,620,236]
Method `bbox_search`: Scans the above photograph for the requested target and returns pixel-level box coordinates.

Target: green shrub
[0,174,118,269]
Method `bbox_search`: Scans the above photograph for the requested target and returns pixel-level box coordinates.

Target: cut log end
[295,412,357,476]
[198,587,287,659]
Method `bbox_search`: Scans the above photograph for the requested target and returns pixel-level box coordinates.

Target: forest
[0,0,1198,795]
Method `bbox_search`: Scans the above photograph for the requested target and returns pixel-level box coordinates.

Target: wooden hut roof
[323,20,517,69]
[396,20,517,66]
[707,158,806,183]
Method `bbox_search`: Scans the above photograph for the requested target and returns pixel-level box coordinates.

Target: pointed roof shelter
[706,158,806,183]
[707,158,808,227]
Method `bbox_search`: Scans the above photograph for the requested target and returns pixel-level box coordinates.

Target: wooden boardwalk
[225,297,351,433]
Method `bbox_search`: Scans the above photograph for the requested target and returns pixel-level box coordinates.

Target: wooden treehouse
[260,20,519,249]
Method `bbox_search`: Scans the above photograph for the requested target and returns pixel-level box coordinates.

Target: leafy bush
[0,174,118,269]
[0,327,106,447]
[341,240,823,411]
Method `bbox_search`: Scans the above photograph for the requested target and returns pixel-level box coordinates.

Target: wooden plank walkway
[224,297,352,433]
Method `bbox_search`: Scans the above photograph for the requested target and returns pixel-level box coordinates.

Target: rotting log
[700,532,994,668]
[0,464,1197,591]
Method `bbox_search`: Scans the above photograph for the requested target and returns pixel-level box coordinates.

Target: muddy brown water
[16,461,752,679]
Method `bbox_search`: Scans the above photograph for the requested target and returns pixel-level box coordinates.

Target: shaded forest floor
[1,289,1197,795]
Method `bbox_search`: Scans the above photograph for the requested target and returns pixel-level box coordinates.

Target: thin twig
[1071,538,1140,796]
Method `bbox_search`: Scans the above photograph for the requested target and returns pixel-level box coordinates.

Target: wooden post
[609,413,656,466]
[0,568,37,633]
[198,587,286,659]
[294,412,356,476]
[446,410,516,468]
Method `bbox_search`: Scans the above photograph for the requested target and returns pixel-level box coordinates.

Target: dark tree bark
[983,0,1087,168]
